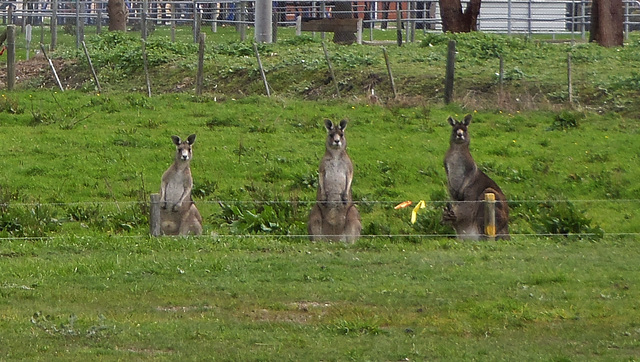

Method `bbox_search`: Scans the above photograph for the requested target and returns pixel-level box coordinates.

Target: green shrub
[0,94,23,114]
[214,201,305,235]
[0,204,62,238]
[85,32,198,75]
[528,200,604,239]
[549,111,583,131]
[412,203,456,237]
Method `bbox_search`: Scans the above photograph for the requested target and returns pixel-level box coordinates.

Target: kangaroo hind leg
[307,204,323,241]
[178,205,203,236]
[343,205,361,244]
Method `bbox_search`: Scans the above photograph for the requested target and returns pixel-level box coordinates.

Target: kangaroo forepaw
[441,203,456,224]
[171,203,181,212]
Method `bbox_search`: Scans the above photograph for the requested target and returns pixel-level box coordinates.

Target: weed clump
[214,201,306,235]
[549,111,583,131]
[527,200,604,239]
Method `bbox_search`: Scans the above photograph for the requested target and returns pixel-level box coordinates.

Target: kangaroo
[443,115,510,240]
[308,119,361,243]
[159,134,203,236]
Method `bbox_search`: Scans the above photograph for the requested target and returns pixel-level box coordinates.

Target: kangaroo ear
[463,114,472,126]
[187,134,196,145]
[171,135,181,146]
[339,119,348,130]
[324,119,334,131]
[447,116,456,127]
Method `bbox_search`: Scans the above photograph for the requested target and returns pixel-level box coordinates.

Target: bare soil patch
[1,56,81,89]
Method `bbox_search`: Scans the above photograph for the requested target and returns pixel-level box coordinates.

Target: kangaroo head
[324,119,348,150]
[171,134,196,161]
[448,114,472,145]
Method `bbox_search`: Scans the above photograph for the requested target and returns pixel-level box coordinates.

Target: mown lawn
[1,235,639,360]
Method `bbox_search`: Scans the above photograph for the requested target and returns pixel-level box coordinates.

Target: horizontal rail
[2,0,640,36]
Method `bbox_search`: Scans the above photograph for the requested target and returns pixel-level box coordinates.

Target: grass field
[1,24,640,360]
[2,235,640,360]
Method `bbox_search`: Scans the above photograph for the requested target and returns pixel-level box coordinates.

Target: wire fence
[2,0,640,42]
[1,232,638,242]
[2,198,640,207]
[1,197,638,241]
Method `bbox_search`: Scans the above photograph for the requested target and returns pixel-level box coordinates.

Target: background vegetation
[1,25,639,359]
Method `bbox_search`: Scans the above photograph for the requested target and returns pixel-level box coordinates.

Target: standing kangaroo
[159,134,203,236]
[308,119,361,243]
[443,115,510,240]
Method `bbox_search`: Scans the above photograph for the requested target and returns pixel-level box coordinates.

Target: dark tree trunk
[107,0,128,31]
[439,0,481,33]
[589,0,624,47]
[333,1,356,45]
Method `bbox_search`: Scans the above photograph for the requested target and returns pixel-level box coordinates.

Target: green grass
[1,236,639,360]
[1,25,640,359]
[1,92,638,238]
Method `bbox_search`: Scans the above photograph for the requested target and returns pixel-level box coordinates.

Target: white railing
[2,0,640,38]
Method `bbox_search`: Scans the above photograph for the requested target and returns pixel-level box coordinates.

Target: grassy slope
[8,26,640,114]
[1,92,638,236]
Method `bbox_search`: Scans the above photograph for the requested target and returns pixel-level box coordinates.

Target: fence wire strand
[3,198,640,208]
[1,232,639,242]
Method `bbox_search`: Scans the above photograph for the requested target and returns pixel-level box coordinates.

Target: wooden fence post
[51,0,58,51]
[97,10,102,34]
[196,33,205,96]
[239,1,246,41]
[499,54,504,104]
[484,192,496,240]
[444,40,456,104]
[396,4,402,47]
[25,25,32,60]
[296,15,302,36]
[194,11,201,44]
[142,0,148,40]
[150,193,161,236]
[356,18,363,45]
[7,25,15,91]
[567,53,573,104]
[171,3,176,42]
[7,5,13,25]
[271,5,277,42]
[212,2,219,33]
[75,0,83,48]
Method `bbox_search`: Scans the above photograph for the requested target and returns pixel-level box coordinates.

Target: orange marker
[394,201,413,209]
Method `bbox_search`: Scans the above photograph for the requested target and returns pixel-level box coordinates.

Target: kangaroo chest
[445,151,476,197]
[164,171,190,203]
[323,158,350,201]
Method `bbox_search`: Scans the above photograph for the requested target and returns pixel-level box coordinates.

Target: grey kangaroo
[308,119,361,243]
[159,134,203,236]
[443,115,510,240]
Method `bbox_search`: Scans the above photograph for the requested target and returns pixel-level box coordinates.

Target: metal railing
[2,0,640,39]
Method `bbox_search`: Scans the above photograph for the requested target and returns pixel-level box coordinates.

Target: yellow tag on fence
[411,200,426,224]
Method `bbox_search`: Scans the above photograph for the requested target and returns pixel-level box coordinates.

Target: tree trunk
[333,1,356,45]
[107,0,128,31]
[439,0,481,33]
[589,0,624,47]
